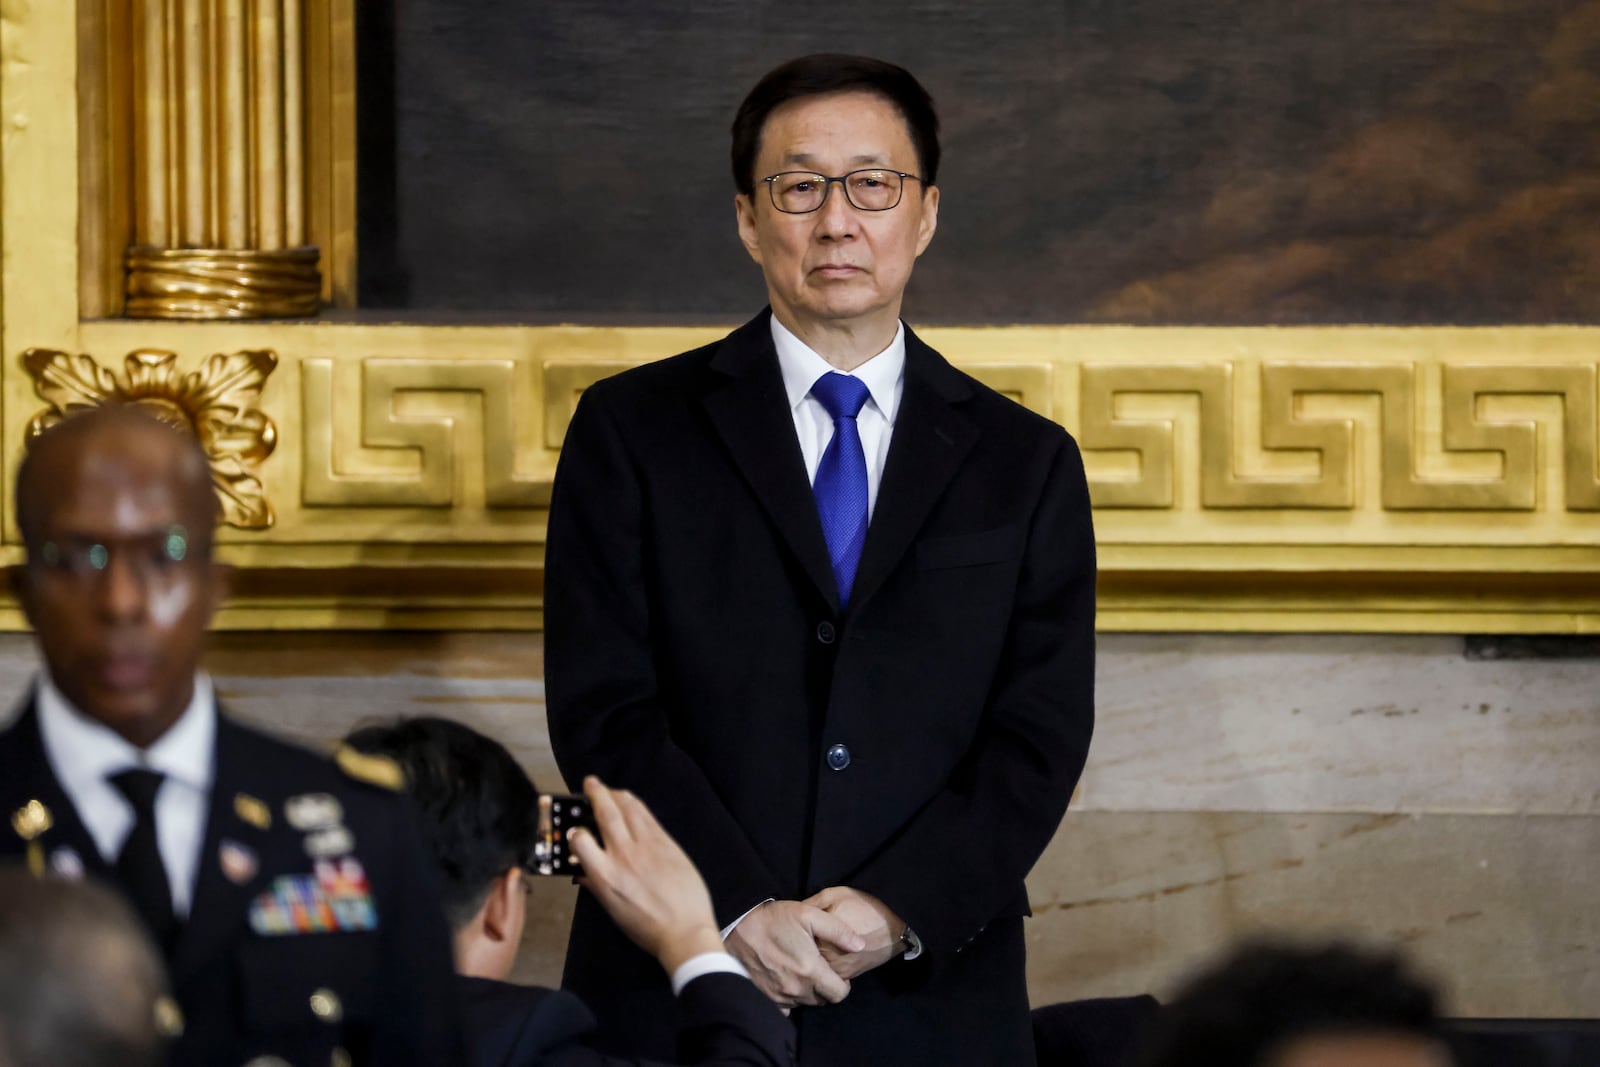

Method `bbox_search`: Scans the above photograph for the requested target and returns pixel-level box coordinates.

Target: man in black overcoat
[0,406,465,1066]
[545,54,1097,1066]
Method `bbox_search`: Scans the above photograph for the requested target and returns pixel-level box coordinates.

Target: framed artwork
[3,1,1595,631]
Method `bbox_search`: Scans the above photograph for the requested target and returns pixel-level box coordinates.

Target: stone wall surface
[0,631,1593,1014]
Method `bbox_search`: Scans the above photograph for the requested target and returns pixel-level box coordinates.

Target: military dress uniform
[0,681,466,1067]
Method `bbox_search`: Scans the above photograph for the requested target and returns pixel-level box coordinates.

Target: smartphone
[528,793,599,876]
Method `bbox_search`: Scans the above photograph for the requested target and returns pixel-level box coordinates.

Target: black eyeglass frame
[761,169,925,214]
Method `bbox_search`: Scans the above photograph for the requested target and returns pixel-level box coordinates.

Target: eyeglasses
[762,169,924,214]
[32,525,198,583]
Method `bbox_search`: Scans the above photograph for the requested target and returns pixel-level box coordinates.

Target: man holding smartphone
[344,716,795,1067]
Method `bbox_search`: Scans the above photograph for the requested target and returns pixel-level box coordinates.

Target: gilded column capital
[21,347,280,528]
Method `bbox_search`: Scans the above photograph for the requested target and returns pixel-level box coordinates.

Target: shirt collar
[771,315,905,424]
[36,671,217,796]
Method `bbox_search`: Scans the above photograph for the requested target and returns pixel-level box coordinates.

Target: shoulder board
[334,745,406,791]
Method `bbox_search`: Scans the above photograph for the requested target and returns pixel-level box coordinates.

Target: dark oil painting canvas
[358,0,1600,326]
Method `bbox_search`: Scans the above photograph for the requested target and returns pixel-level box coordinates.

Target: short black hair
[343,717,539,930]
[1139,940,1449,1067]
[730,53,940,197]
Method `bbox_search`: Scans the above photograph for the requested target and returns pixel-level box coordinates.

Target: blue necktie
[810,372,871,608]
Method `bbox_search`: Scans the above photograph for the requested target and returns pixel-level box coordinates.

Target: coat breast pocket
[916,525,1024,571]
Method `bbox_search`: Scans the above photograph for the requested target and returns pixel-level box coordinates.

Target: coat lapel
[701,312,842,613]
[0,701,114,882]
[849,328,979,613]
[170,713,271,984]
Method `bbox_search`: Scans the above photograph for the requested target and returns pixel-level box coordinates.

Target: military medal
[219,839,259,884]
[49,846,84,879]
[12,800,52,876]
[10,799,52,841]
[284,793,342,831]
[303,826,355,859]
[234,792,271,830]
[249,858,377,936]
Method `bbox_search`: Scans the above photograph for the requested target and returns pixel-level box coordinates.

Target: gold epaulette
[334,745,406,791]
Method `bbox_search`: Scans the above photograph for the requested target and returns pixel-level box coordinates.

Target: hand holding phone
[565,776,724,976]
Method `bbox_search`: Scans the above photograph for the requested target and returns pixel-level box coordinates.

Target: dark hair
[1139,940,1449,1067]
[0,868,172,1067]
[343,717,540,929]
[730,53,940,197]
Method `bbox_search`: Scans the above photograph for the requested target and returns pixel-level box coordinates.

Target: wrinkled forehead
[756,90,918,169]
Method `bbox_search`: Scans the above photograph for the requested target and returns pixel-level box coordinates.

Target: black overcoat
[545,311,1096,1066]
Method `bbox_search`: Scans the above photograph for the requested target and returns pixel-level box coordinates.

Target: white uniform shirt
[35,672,216,917]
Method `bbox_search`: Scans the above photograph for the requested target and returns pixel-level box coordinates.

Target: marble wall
[0,631,1593,1016]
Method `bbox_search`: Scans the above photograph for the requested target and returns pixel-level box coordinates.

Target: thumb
[568,827,615,887]
[806,886,843,911]
[805,906,866,954]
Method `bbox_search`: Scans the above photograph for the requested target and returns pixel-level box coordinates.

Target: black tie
[109,768,177,951]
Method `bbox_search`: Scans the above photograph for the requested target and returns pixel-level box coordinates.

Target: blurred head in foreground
[342,716,540,981]
[0,866,174,1067]
[13,405,226,749]
[1141,940,1454,1067]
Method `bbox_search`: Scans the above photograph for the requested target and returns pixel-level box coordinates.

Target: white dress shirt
[36,672,216,917]
[771,315,905,521]
[670,951,750,996]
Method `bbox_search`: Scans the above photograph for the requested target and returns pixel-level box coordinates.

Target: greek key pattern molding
[294,356,1600,516]
[1080,361,1600,511]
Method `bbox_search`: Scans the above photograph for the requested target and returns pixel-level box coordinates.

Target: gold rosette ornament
[21,348,279,529]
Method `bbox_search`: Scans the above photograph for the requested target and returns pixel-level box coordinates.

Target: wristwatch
[898,925,923,961]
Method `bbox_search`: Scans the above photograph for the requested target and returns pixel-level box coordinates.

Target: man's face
[735,90,939,338]
[18,427,225,748]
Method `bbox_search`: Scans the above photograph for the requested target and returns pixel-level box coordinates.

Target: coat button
[826,743,851,770]
[816,621,836,644]
[309,988,343,1023]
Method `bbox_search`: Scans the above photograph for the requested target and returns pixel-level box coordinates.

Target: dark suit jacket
[0,700,466,1067]
[459,972,794,1067]
[545,311,1096,1066]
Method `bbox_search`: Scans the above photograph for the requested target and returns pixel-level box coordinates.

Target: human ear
[482,869,521,943]
[735,194,764,266]
[913,184,939,257]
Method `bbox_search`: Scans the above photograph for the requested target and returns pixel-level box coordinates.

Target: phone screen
[528,793,598,876]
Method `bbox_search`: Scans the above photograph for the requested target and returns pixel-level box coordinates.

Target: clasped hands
[724,886,906,1009]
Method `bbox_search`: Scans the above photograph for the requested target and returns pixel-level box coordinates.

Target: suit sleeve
[543,974,795,1067]
[670,973,796,1067]
[849,431,1096,959]
[366,792,470,1065]
[544,386,785,924]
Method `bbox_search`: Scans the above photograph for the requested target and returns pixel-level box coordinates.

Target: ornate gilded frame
[2,2,1596,631]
